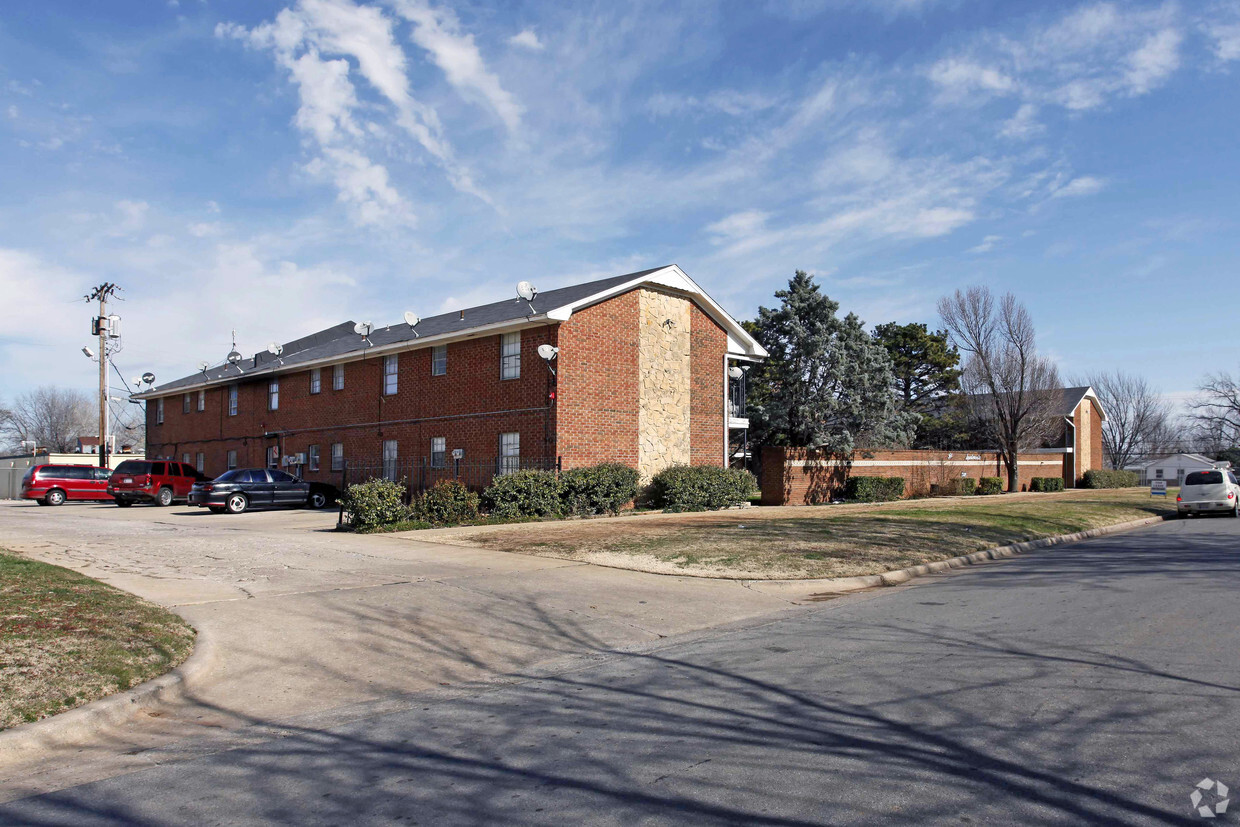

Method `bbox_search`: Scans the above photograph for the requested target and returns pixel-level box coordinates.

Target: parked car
[20,464,115,506]
[1176,469,1240,517]
[188,468,338,514]
[108,460,208,507]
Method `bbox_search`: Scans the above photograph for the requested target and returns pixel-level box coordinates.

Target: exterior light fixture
[82,346,95,358]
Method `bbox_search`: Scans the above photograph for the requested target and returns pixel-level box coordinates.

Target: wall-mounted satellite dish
[141,372,156,385]
[728,366,744,379]
[537,344,558,361]
[267,342,283,356]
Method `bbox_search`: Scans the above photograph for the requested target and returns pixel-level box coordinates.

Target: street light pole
[85,282,120,469]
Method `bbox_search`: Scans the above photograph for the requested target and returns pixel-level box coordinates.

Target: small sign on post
[1150,479,1167,497]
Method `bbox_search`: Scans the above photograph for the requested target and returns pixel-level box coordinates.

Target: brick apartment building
[134,265,767,486]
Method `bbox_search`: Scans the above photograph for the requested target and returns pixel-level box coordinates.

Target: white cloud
[647,89,778,118]
[6,105,16,119]
[1052,175,1106,198]
[508,28,544,51]
[927,58,1015,100]
[967,234,1002,253]
[111,200,150,235]
[1208,22,1240,62]
[706,210,770,241]
[1125,28,1181,94]
[187,222,222,237]
[1000,103,1043,139]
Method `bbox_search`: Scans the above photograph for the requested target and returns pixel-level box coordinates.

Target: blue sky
[1,0,1237,410]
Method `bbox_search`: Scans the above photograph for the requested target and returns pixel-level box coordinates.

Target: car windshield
[1185,471,1223,486]
[115,460,151,475]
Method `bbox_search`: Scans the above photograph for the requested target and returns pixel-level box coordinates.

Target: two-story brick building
[133,265,766,487]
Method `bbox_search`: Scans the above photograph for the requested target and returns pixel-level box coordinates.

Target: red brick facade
[146,288,732,481]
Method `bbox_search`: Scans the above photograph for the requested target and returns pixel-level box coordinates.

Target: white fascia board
[131,315,555,400]
[1079,386,1107,422]
[542,265,768,358]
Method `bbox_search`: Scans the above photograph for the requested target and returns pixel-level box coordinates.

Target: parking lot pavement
[0,500,797,801]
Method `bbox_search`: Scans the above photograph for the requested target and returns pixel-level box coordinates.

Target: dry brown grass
[450,488,1175,580]
[0,549,195,730]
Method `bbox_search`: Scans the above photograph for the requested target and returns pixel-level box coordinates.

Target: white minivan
[1177,468,1240,517]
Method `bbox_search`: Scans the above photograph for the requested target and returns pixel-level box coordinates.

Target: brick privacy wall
[553,291,641,469]
[689,302,727,466]
[146,326,558,481]
[762,447,1071,505]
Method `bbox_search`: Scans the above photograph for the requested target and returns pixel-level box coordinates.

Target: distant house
[1135,453,1230,486]
[969,386,1106,487]
[76,436,100,454]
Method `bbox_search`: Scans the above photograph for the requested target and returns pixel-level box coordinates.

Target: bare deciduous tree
[938,287,1062,492]
[1080,371,1172,469]
[1,386,94,453]
[1188,371,1240,454]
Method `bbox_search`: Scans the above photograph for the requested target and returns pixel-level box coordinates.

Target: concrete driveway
[0,500,797,801]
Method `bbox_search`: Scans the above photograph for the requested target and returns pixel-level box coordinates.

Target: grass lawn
[456,488,1176,580]
[0,549,196,730]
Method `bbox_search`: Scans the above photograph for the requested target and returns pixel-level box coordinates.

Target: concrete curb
[742,515,1168,596]
[0,626,217,761]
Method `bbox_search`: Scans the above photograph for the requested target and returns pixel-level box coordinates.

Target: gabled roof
[967,386,1107,422]
[1138,453,1224,469]
[134,265,766,399]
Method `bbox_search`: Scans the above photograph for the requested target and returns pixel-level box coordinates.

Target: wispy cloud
[508,28,544,51]
[1052,175,1106,198]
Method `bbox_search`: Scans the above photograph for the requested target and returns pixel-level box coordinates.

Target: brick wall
[762,447,1072,505]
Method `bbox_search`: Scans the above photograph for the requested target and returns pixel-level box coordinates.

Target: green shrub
[843,476,906,502]
[1082,469,1140,489]
[341,478,409,530]
[560,463,640,516]
[413,479,480,525]
[1030,477,1065,492]
[482,470,564,519]
[645,465,757,512]
[978,477,1004,495]
[960,478,977,496]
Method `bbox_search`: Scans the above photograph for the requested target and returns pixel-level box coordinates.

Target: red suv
[20,464,115,506]
[108,460,206,507]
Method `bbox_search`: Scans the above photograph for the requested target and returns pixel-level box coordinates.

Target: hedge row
[1082,469,1140,489]
[978,477,1004,495]
[844,476,906,502]
[1030,476,1065,492]
[645,465,757,512]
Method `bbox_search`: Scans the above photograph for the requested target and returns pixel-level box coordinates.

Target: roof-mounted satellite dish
[354,321,373,336]
[537,344,558,361]
[267,342,283,356]
[226,350,242,364]
[141,372,156,386]
[403,311,421,337]
[130,376,141,387]
[199,360,210,372]
[516,280,537,303]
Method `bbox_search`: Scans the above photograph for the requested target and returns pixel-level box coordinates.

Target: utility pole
[85,282,121,469]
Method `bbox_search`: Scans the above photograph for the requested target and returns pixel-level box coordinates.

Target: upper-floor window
[430,436,446,468]
[156,397,164,424]
[268,379,279,411]
[197,389,205,411]
[310,368,321,394]
[500,332,521,380]
[383,354,398,395]
[228,384,238,417]
[183,393,191,414]
[431,345,447,376]
[333,363,344,390]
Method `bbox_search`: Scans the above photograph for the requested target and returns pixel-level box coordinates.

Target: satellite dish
[141,372,156,385]
[516,281,537,302]
[267,342,283,356]
[537,344,559,361]
[728,366,744,379]
[354,321,373,337]
[226,350,243,365]
[199,360,210,371]
[130,376,141,387]
[403,311,420,327]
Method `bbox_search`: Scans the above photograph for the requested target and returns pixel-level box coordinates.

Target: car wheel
[44,489,66,507]
[308,490,328,509]
[115,499,132,508]
[225,493,248,514]
[156,487,174,507]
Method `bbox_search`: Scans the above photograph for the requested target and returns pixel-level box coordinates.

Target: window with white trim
[197,389,205,411]
[182,452,191,465]
[183,393,191,414]
[500,332,521,380]
[308,444,320,472]
[499,432,520,475]
[331,442,344,471]
[156,397,164,424]
[430,437,446,468]
[228,385,238,417]
[267,445,279,469]
[226,450,237,470]
[431,345,447,376]
[382,439,398,481]
[268,379,279,411]
[333,363,344,390]
[383,354,398,395]
[310,368,321,394]
[196,452,205,473]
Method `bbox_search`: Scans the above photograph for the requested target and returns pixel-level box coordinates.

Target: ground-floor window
[196,452,204,473]
[331,442,344,471]
[382,439,398,481]
[308,444,320,472]
[182,452,191,465]
[430,437,446,468]
[226,450,237,470]
[499,432,520,475]
[267,445,279,469]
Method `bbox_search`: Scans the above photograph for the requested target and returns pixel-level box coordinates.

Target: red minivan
[20,464,115,506]
[108,459,206,507]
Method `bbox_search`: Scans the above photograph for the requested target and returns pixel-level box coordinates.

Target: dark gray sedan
[189,469,337,514]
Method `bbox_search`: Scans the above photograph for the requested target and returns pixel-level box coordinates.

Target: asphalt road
[4,514,1239,825]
